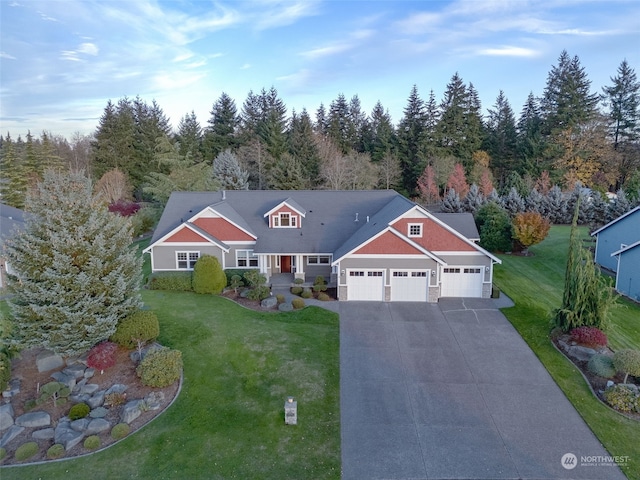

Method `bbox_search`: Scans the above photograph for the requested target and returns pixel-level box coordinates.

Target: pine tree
[590,190,609,228]
[176,111,203,162]
[436,73,467,159]
[517,92,546,176]
[501,187,526,217]
[485,90,518,185]
[5,170,142,357]
[213,150,249,190]
[269,153,306,190]
[368,101,396,162]
[327,93,350,153]
[206,92,239,159]
[463,184,484,213]
[607,189,631,221]
[287,109,320,185]
[315,103,328,136]
[0,133,27,208]
[543,185,566,224]
[441,188,463,213]
[565,183,592,225]
[397,85,427,194]
[525,188,544,214]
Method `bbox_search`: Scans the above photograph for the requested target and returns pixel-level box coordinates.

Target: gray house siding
[593,209,640,272]
[151,245,223,271]
[615,247,640,301]
[436,254,493,283]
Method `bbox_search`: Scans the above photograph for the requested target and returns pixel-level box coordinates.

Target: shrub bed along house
[148,272,193,291]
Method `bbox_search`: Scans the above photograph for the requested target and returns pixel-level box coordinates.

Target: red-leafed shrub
[87,341,118,373]
[570,326,608,348]
[108,201,141,217]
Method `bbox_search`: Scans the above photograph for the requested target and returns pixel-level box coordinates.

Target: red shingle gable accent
[193,218,254,241]
[270,206,301,228]
[354,231,423,254]
[165,226,209,242]
[392,218,475,251]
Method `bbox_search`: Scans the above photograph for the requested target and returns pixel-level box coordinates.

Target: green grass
[494,225,640,480]
[1,292,340,479]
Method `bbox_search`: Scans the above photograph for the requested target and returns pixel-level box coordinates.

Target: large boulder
[566,345,597,362]
[121,400,143,424]
[86,418,110,435]
[16,411,51,428]
[0,403,14,431]
[261,296,278,308]
[63,364,87,379]
[87,390,106,409]
[51,371,77,390]
[54,424,84,450]
[32,427,55,440]
[0,425,24,448]
[36,350,64,373]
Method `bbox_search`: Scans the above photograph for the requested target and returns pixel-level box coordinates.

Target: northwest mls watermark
[561,452,630,470]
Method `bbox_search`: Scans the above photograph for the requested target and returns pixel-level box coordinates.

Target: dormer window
[408,223,423,237]
[272,212,297,228]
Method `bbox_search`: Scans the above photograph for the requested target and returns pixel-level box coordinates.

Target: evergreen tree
[347,94,368,152]
[475,202,513,252]
[213,150,249,190]
[257,87,288,160]
[176,111,203,162]
[368,101,396,162]
[607,189,631,221]
[397,85,427,194]
[565,183,592,225]
[417,164,439,204]
[287,109,320,185]
[269,153,306,190]
[543,185,566,223]
[441,188,463,213]
[501,187,526,217]
[517,92,546,176]
[0,133,27,208]
[314,103,328,136]
[5,170,142,357]
[327,93,351,153]
[525,188,544,214]
[446,163,469,198]
[206,92,239,159]
[589,190,609,228]
[24,131,40,182]
[462,83,485,162]
[423,90,441,157]
[485,90,518,185]
[463,183,484,214]
[602,59,640,189]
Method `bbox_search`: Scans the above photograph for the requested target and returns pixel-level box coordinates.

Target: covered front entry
[280,255,292,273]
[390,270,429,302]
[347,270,384,301]
[441,267,483,297]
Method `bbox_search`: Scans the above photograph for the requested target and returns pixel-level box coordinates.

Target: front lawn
[494,225,640,480]
[1,292,340,479]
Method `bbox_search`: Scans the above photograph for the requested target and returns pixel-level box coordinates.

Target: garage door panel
[391,270,428,302]
[441,267,483,298]
[347,270,384,301]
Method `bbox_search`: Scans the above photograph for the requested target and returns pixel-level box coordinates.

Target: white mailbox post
[284,396,297,425]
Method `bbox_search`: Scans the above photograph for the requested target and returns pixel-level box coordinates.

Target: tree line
[1,50,639,211]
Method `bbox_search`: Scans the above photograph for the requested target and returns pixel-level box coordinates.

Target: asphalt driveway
[339,298,626,480]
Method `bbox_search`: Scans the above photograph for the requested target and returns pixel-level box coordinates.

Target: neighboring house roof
[611,240,640,257]
[590,205,640,236]
[146,190,498,263]
[0,203,25,244]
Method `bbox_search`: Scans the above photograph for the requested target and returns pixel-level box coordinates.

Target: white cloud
[393,12,443,35]
[301,43,352,59]
[78,43,99,56]
[0,51,17,60]
[153,72,206,90]
[241,63,251,70]
[254,1,321,30]
[477,46,540,57]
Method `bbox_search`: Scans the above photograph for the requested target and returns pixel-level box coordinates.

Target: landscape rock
[566,345,596,362]
[87,390,105,409]
[50,371,77,390]
[121,400,143,424]
[84,367,96,379]
[36,350,64,373]
[54,425,84,450]
[86,418,110,435]
[0,425,25,448]
[63,364,87,379]
[261,296,278,308]
[90,406,108,418]
[106,384,127,395]
[16,411,51,428]
[144,391,165,411]
[606,380,615,388]
[278,302,293,312]
[70,418,90,432]
[2,379,20,399]
[0,403,14,431]
[32,427,55,440]
[70,393,91,404]
[79,383,100,395]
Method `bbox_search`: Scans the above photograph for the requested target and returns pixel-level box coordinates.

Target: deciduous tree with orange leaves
[512,211,551,254]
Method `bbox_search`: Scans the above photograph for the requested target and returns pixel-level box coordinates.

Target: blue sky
[1,0,639,139]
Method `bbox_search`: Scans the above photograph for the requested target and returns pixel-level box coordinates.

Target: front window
[272,212,297,228]
[307,256,331,265]
[237,249,258,268]
[408,223,422,237]
[177,251,199,270]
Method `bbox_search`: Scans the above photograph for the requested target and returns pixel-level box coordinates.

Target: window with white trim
[408,223,423,237]
[236,249,258,268]
[272,212,297,228]
[393,271,408,277]
[307,256,331,265]
[177,251,200,270]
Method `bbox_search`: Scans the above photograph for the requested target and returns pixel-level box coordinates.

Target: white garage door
[347,270,384,301]
[391,270,428,302]
[441,267,483,297]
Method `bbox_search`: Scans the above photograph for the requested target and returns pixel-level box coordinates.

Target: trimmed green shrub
[14,442,39,461]
[301,288,313,299]
[229,274,244,293]
[37,381,70,407]
[111,310,160,349]
[0,351,11,393]
[111,423,131,440]
[68,402,90,420]
[317,292,331,301]
[131,206,160,237]
[294,278,304,285]
[276,294,285,304]
[46,444,65,459]
[84,435,101,450]
[291,286,303,295]
[136,348,183,387]
[244,270,266,288]
[23,399,36,411]
[314,275,326,285]
[148,272,192,291]
[604,385,639,413]
[587,354,616,379]
[0,447,6,461]
[475,202,513,252]
[246,286,271,301]
[292,298,305,309]
[224,269,252,285]
[613,349,640,384]
[192,255,226,294]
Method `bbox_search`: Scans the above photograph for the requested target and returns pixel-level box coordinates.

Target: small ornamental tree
[87,341,118,374]
[512,212,551,254]
[613,349,640,384]
[446,163,469,198]
[192,255,226,294]
[5,170,142,357]
[417,165,439,204]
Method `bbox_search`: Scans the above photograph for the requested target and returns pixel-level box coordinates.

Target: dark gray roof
[149,190,485,257]
[0,203,25,244]
[432,213,480,240]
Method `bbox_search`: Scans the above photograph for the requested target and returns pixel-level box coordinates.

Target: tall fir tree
[176,110,203,162]
[368,101,396,162]
[213,150,249,190]
[206,92,239,159]
[516,92,546,176]
[436,73,467,161]
[287,109,320,185]
[327,93,351,153]
[0,133,27,208]
[397,85,427,195]
[485,90,518,187]
[5,170,142,356]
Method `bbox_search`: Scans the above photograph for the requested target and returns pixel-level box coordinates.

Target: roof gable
[263,197,307,218]
[611,240,640,257]
[354,230,425,255]
[591,206,640,236]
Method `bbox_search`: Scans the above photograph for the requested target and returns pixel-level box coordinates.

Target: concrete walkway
[339,298,626,480]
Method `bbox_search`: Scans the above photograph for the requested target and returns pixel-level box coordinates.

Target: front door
[281,256,291,273]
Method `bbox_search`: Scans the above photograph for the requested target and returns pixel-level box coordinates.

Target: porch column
[294,254,305,281]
